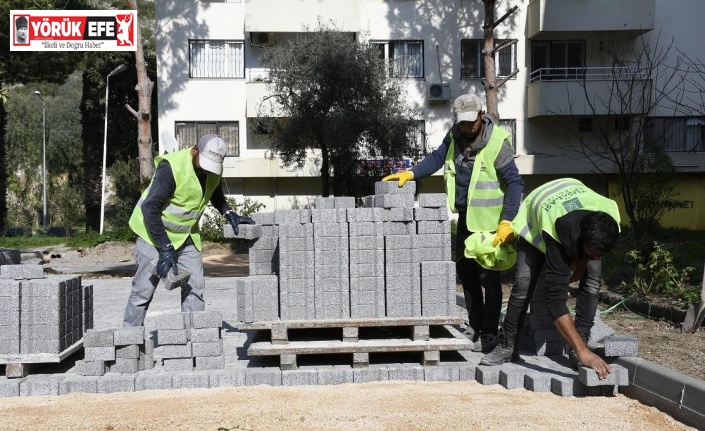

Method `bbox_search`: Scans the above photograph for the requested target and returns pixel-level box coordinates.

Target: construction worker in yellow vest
[123,134,255,327]
[383,93,524,353]
[481,178,620,380]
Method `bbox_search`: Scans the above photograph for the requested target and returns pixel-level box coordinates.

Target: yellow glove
[382,170,414,188]
[492,220,514,247]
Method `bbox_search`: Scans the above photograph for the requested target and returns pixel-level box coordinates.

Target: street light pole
[34,91,47,231]
[100,64,127,235]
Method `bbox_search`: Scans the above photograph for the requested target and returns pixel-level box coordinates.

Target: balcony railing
[529,66,648,84]
[246,67,271,83]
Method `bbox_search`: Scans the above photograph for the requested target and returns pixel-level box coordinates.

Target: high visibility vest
[129,148,221,251]
[443,126,510,232]
[512,178,621,253]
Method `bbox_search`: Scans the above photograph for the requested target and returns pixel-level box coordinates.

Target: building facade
[155,0,705,228]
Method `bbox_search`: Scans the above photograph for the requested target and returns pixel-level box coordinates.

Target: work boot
[472,332,499,353]
[567,328,591,369]
[480,331,518,365]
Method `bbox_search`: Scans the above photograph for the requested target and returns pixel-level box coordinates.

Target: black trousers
[456,210,502,336]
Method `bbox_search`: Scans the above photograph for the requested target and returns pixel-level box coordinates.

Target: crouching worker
[123,134,255,327]
[480,178,620,380]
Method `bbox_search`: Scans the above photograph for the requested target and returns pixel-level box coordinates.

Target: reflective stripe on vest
[512,178,621,253]
[443,126,510,232]
[129,148,222,251]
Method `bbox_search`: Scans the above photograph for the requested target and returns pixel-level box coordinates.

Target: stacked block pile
[230,181,458,323]
[154,311,225,372]
[1,269,91,355]
[76,327,153,376]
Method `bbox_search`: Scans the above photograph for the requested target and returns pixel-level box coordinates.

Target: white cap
[454,93,484,123]
[197,134,227,175]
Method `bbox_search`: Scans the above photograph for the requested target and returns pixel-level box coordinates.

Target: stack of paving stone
[154,311,225,372]
[229,181,458,322]
[76,327,153,376]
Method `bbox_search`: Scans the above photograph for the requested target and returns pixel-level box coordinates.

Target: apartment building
[155,0,705,228]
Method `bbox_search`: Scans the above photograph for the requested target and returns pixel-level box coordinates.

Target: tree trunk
[0,100,7,232]
[320,141,330,197]
[128,0,155,181]
[483,0,499,119]
[81,70,103,233]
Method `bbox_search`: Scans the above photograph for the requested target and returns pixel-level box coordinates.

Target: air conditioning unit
[428,82,451,102]
[253,32,276,47]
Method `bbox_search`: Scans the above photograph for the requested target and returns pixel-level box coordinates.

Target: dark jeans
[502,238,601,337]
[456,210,502,336]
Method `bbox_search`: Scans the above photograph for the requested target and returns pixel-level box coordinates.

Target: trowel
[682,265,705,333]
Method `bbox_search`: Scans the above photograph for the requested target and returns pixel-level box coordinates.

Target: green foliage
[200,197,265,242]
[107,158,147,231]
[620,241,700,307]
[50,180,84,238]
[257,21,424,197]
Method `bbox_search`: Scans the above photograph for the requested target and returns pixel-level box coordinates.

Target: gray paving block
[604,335,639,357]
[138,353,155,371]
[346,207,384,222]
[414,207,449,221]
[84,346,116,362]
[314,197,335,210]
[0,377,22,397]
[551,376,578,397]
[194,355,225,371]
[334,196,355,208]
[209,370,246,388]
[589,311,615,344]
[224,224,263,240]
[475,366,501,385]
[158,329,189,345]
[192,340,223,357]
[163,357,194,372]
[382,207,415,222]
[190,327,221,342]
[172,372,210,389]
[579,364,629,386]
[191,310,223,329]
[97,374,136,393]
[425,365,459,382]
[154,313,187,330]
[282,369,318,386]
[20,375,62,396]
[246,368,282,386]
[75,360,106,376]
[135,372,174,391]
[252,211,276,225]
[458,363,478,381]
[375,180,416,195]
[317,366,354,385]
[59,376,99,394]
[83,329,114,347]
[113,327,145,345]
[311,209,347,223]
[524,373,552,392]
[499,366,525,390]
[387,364,425,381]
[418,193,447,208]
[110,358,140,374]
[353,365,390,383]
[156,342,192,359]
[417,220,451,234]
[1,264,44,280]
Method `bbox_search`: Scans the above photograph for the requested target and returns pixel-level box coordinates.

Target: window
[408,120,426,156]
[371,40,424,78]
[189,40,244,78]
[497,119,517,153]
[461,39,517,79]
[531,40,585,81]
[578,118,592,132]
[645,117,705,152]
[175,121,240,156]
[615,117,631,132]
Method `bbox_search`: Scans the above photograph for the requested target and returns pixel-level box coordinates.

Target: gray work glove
[156,244,178,278]
[225,211,255,235]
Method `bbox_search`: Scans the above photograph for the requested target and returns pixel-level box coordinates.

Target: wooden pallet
[243,316,472,370]
[0,340,83,378]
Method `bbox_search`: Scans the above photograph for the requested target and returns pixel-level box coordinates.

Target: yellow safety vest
[129,148,221,251]
[512,178,621,253]
[443,126,510,232]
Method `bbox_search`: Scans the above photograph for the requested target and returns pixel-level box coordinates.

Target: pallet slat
[238,316,463,331]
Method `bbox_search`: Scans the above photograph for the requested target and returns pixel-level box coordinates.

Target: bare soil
[8,241,700,430]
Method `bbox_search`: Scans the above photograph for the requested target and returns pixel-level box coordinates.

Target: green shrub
[107,158,147,231]
[50,181,84,239]
[200,197,266,242]
[621,241,700,307]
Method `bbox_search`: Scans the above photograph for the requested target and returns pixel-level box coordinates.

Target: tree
[481,1,519,119]
[555,35,695,234]
[258,22,423,197]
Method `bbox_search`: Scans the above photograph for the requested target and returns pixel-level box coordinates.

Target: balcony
[527,66,651,118]
[527,0,654,39]
[246,68,284,117]
[244,0,359,32]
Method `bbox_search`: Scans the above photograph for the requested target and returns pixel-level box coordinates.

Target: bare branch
[125,103,138,118]
[495,69,519,89]
[493,5,518,29]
